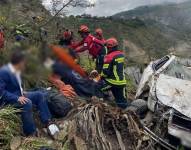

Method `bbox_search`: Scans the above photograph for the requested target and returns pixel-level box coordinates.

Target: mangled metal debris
[136,54,191,149]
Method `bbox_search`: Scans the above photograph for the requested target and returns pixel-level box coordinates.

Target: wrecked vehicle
[136,55,191,149]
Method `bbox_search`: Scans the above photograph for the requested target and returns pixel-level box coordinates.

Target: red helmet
[79,25,89,33]
[63,30,72,39]
[95,28,103,36]
[106,38,118,48]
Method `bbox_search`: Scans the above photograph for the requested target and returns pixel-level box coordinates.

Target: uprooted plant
[57,102,150,150]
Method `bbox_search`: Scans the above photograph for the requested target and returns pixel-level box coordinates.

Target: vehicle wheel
[130,99,148,118]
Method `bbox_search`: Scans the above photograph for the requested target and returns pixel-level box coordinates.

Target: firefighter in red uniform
[75,25,107,73]
[99,38,129,109]
[58,29,77,60]
[0,27,5,50]
[95,28,106,43]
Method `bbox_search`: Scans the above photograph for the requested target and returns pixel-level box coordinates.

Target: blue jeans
[15,91,51,135]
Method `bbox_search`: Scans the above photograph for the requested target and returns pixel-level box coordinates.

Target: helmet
[105,38,118,48]
[63,30,72,39]
[79,25,89,33]
[95,28,103,36]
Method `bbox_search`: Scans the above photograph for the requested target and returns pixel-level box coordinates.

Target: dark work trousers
[99,80,129,109]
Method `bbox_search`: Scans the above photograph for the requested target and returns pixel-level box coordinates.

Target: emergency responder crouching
[99,38,130,109]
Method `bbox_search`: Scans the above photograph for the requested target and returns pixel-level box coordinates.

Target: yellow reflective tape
[101,85,112,91]
[16,30,22,34]
[103,64,109,69]
[113,65,119,81]
[123,87,127,98]
[105,47,108,54]
[106,78,126,85]
[115,57,124,63]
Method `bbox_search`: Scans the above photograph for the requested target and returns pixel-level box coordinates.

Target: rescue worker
[14,24,29,42]
[99,37,129,109]
[95,28,105,43]
[75,25,107,73]
[0,27,5,50]
[59,29,77,60]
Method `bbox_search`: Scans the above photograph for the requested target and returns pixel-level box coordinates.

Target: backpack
[47,90,73,118]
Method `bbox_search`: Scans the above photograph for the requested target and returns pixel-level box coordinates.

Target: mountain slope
[113,1,191,32]
[113,1,191,58]
[1,0,191,65]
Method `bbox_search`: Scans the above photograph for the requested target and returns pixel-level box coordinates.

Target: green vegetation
[0,106,21,149]
[20,138,52,150]
[0,106,55,150]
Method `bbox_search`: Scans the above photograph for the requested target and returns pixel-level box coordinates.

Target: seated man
[0,50,59,137]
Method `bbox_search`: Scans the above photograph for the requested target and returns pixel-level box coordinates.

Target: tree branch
[40,0,74,27]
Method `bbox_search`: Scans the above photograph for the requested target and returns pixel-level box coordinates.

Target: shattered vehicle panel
[151,74,191,118]
[136,55,191,99]
[135,63,153,98]
[136,55,191,149]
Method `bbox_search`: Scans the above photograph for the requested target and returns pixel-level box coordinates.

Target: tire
[130,99,148,118]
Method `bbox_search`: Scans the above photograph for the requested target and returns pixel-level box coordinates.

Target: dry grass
[0,106,21,149]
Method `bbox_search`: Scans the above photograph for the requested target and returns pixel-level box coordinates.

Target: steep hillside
[113,1,191,32]
[1,0,190,65]
[113,1,191,58]
[60,17,175,62]
[0,0,50,24]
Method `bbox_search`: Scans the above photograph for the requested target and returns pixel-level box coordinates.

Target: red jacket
[75,34,104,58]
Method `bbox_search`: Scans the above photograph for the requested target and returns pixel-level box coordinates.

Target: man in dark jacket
[0,50,59,136]
[52,60,104,98]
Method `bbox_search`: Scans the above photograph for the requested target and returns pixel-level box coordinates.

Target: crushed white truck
[135,55,191,150]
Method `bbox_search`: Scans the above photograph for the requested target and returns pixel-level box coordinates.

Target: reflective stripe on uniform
[105,47,108,55]
[115,57,124,63]
[106,78,126,85]
[103,64,109,69]
[113,65,119,81]
[16,30,23,35]
[123,87,127,98]
[101,85,112,91]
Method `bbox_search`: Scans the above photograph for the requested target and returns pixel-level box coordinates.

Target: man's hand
[89,70,99,79]
[18,96,28,105]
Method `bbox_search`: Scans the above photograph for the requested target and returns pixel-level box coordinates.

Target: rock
[10,136,21,150]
